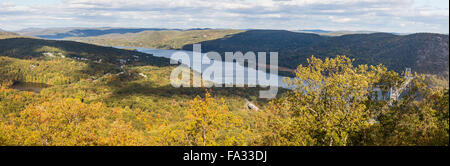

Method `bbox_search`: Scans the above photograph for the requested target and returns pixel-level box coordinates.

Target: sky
[0,0,448,33]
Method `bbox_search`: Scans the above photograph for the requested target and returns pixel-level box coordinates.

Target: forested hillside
[182,30,449,77]
[0,38,170,67]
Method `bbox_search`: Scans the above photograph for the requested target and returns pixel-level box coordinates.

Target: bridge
[370,68,414,123]
[387,68,414,106]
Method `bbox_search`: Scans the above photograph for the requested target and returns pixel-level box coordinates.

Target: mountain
[182,30,449,77]
[183,30,325,54]
[68,29,244,49]
[0,38,170,67]
[17,27,174,39]
[0,29,20,39]
[17,27,80,36]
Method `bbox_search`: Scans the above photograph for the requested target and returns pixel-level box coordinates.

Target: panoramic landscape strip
[0,0,448,156]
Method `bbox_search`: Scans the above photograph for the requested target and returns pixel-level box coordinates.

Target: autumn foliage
[0,55,448,146]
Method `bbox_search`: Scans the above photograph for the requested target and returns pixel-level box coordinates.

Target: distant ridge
[299,29,332,33]
[295,29,380,36]
[17,27,223,39]
[0,29,20,39]
[17,27,175,39]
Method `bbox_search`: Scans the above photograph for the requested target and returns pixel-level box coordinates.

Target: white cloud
[0,0,448,33]
[328,16,360,23]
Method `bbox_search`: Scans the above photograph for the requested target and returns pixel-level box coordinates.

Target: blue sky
[0,0,448,33]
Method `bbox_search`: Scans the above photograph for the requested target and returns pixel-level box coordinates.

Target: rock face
[246,100,259,111]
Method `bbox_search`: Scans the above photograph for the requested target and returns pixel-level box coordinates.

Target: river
[123,47,293,89]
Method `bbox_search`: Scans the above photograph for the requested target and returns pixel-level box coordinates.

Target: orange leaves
[183,91,243,146]
[158,91,246,146]
[0,98,152,146]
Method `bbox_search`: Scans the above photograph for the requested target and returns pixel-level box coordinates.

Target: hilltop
[0,29,21,39]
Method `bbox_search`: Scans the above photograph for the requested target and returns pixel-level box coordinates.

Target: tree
[0,98,148,146]
[264,56,389,146]
[160,91,245,146]
[367,75,449,146]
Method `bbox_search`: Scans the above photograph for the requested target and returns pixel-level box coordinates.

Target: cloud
[328,16,360,23]
[0,0,448,33]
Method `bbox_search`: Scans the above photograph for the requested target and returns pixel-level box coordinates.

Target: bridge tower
[388,68,414,103]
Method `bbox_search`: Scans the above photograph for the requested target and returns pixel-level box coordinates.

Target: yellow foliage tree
[367,75,449,146]
[264,56,389,146]
[160,91,245,146]
[0,98,149,146]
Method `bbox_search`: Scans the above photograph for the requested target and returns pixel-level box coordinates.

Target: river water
[124,47,293,89]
